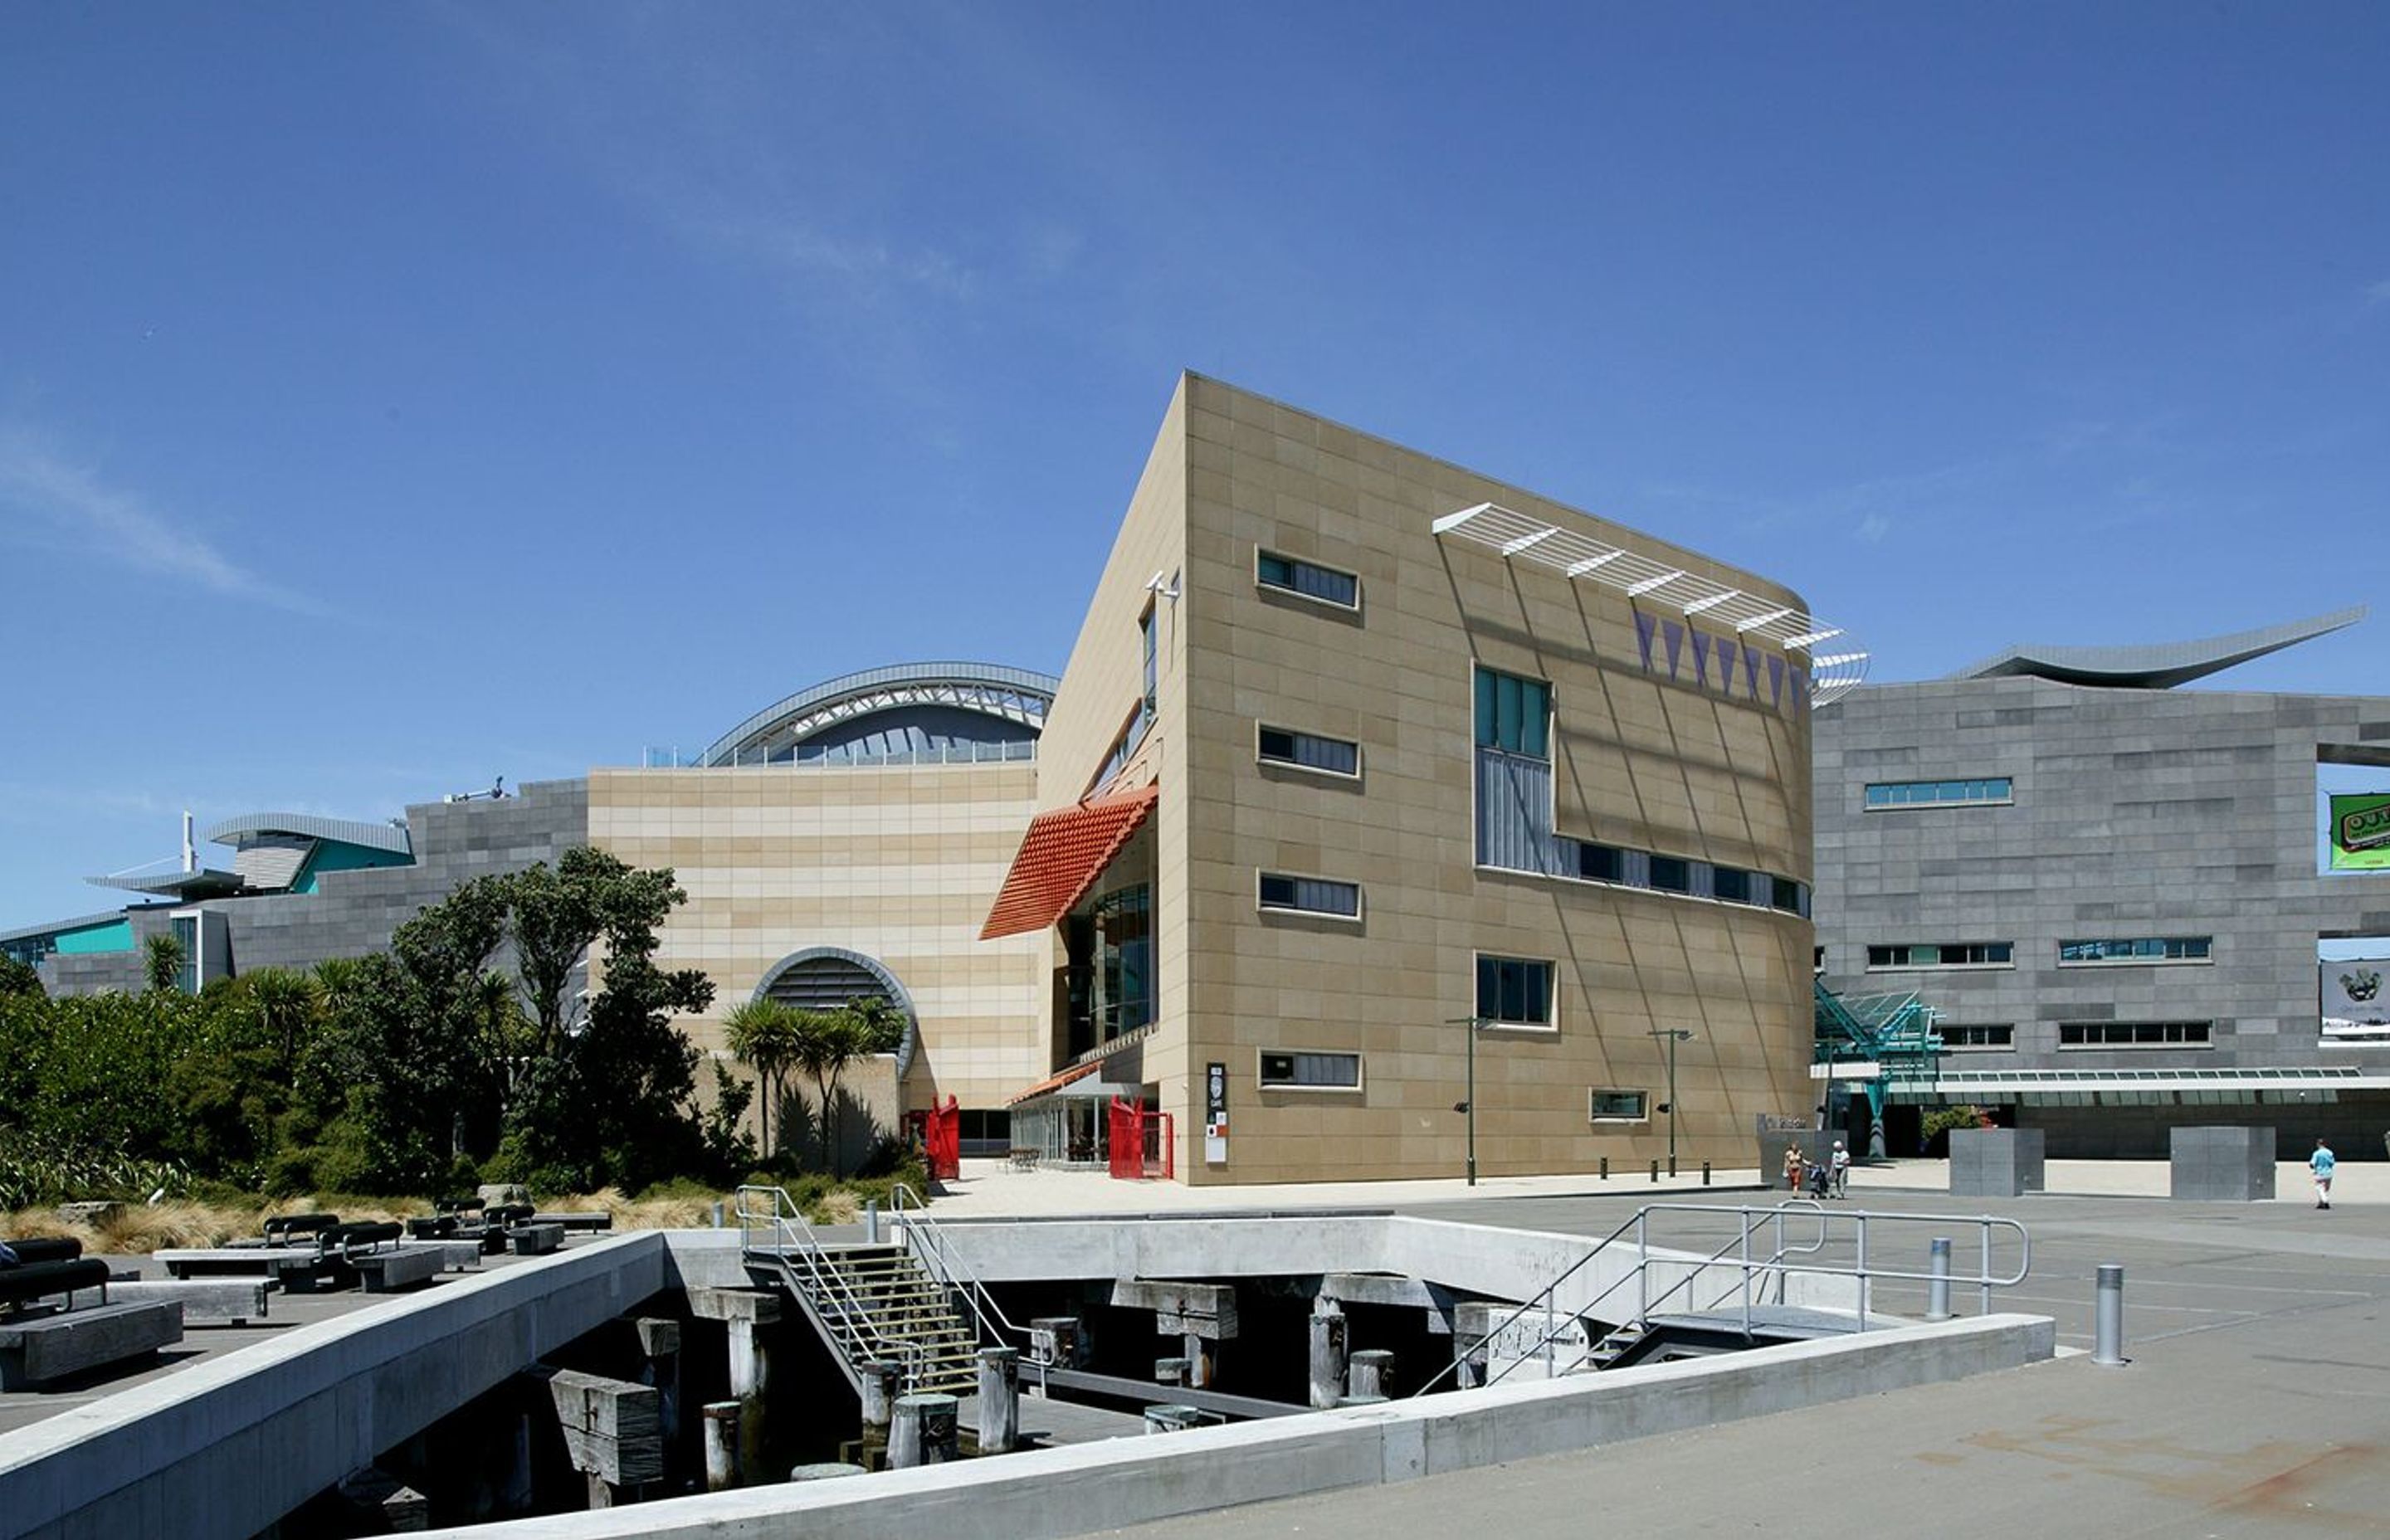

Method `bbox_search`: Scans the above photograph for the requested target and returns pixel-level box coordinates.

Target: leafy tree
[0,955,42,998]
[722,998,801,1159]
[794,997,907,1177]
[144,931,187,994]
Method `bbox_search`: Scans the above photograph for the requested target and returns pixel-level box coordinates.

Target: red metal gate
[1107,1097,1175,1181]
[922,1094,960,1181]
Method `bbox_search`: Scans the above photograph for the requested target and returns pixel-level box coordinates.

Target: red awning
[980,784,1158,940]
[1005,1060,1104,1107]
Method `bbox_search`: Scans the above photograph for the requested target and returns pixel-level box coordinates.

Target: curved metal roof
[202,811,414,855]
[700,661,1061,768]
[1950,605,2366,690]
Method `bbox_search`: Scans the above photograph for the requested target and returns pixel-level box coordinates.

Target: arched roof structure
[700,661,1060,768]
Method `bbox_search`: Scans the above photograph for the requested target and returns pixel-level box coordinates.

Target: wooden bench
[0,1300,182,1389]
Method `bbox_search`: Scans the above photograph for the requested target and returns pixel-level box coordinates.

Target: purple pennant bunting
[1745,646,1764,702]
[1690,630,1711,687]
[1635,611,1657,673]
[1767,654,1785,709]
[1715,636,1738,696]
[1661,620,1685,678]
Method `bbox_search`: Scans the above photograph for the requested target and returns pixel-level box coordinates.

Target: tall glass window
[1092,885,1153,1040]
[1474,665,1551,758]
[1140,605,1158,716]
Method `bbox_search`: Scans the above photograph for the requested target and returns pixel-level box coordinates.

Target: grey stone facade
[43,779,588,995]
[1815,674,2390,1156]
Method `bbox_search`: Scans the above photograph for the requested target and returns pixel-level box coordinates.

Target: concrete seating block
[105,1279,270,1325]
[1949,1128,2046,1196]
[510,1223,565,1256]
[2169,1126,2275,1200]
[0,1300,183,1389]
[155,1245,315,1279]
[354,1245,446,1294]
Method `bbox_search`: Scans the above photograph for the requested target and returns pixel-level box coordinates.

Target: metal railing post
[1980,1219,1994,1315]
[2093,1265,2125,1366]
[1924,1236,1953,1322]
[1854,1213,1869,1330]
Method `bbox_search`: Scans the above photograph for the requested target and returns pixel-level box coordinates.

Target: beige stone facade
[1030,374,1819,1183]
[586,761,1047,1123]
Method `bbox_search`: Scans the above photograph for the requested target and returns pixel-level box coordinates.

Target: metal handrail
[735,1185,932,1385]
[1412,1201,2031,1396]
[887,1183,1027,1348]
[1471,1204,1823,1387]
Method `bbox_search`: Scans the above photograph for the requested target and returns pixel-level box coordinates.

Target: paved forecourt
[1098,1167,2390,1538]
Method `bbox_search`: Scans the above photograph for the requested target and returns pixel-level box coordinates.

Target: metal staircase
[735,1187,983,1398]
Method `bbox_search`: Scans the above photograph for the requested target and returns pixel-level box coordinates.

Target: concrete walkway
[924,1153,2381,1219]
[1095,1176,2390,1539]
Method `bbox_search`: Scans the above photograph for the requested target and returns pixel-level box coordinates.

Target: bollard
[860,1361,901,1429]
[788,1463,866,1482]
[1924,1237,1953,1321]
[701,1401,741,1490]
[890,1393,959,1468]
[1600,1156,1609,1181]
[1144,1404,1203,1434]
[1701,1160,1711,1187]
[710,1201,725,1229]
[1307,1304,1349,1411]
[1347,1348,1396,1400]
[1154,1357,1189,1387]
[1651,1160,1660,1182]
[863,1200,880,1245]
[2093,1264,2126,1366]
[1669,1154,1678,1178]
[978,1347,1021,1454]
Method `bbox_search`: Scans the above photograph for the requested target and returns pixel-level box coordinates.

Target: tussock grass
[3,1175,919,1254]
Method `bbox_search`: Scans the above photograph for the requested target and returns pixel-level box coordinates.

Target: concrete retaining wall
[449,1313,2055,1538]
[0,1234,666,1540]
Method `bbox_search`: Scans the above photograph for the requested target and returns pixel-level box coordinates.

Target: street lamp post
[1447,1016,1489,1186]
[1648,1028,1695,1177]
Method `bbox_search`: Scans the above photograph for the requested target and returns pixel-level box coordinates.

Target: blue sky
[2,2,2385,928]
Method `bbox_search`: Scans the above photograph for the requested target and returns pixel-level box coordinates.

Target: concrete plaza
[1088,1159,2390,1538]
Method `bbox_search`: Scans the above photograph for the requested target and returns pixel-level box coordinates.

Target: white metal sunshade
[1432,502,1870,704]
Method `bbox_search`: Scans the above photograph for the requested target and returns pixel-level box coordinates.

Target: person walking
[1830,1139,1851,1198]
[2310,1138,2337,1210]
[1783,1143,1805,1192]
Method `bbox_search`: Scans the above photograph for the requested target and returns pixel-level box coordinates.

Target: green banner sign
[2331,793,2390,871]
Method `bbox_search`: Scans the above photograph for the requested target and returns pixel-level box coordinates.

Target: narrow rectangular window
[1578,843,1624,884]
[1258,871,1362,919]
[1258,1050,1363,1089]
[1257,724,1361,777]
[1711,867,1751,904]
[1864,777,2012,811]
[1589,1089,1649,1122]
[1256,550,1359,609]
[1647,856,1691,894]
